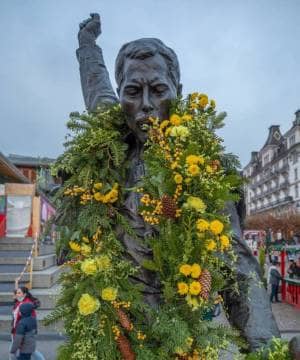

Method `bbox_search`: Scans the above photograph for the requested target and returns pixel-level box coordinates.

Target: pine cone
[116,308,133,332]
[161,194,177,219]
[116,334,136,360]
[199,269,211,300]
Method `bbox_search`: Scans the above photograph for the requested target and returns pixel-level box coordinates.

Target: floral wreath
[47,93,244,360]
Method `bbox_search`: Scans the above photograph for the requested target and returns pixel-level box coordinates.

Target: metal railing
[15,234,38,290]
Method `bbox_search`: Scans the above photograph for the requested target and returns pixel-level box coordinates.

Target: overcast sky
[1,0,299,167]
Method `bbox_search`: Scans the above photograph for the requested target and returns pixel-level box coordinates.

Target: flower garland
[47,93,243,360]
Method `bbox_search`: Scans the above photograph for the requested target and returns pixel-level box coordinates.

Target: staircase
[0,237,63,334]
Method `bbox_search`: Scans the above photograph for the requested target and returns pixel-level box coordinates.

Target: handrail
[15,234,38,290]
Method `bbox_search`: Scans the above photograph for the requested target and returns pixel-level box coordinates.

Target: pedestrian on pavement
[287,259,297,278]
[10,303,37,360]
[10,287,45,360]
[268,261,283,303]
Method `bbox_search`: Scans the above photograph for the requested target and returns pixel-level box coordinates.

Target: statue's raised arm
[77,13,118,111]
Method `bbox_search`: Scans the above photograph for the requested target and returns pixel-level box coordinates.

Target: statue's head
[115,38,182,143]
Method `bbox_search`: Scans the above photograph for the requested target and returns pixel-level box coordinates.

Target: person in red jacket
[10,287,44,360]
[12,287,39,336]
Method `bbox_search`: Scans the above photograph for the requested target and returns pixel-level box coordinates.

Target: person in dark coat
[10,303,37,360]
[269,262,283,303]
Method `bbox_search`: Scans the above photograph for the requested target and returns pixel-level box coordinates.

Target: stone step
[0,265,63,289]
[0,254,56,270]
[0,284,61,309]
[0,243,55,254]
[0,310,64,333]
[0,237,34,244]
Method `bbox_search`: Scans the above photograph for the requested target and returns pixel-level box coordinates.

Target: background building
[7,154,61,194]
[243,109,300,216]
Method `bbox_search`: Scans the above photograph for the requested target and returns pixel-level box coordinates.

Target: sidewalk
[272,301,300,340]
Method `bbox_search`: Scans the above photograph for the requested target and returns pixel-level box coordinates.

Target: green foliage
[245,338,292,360]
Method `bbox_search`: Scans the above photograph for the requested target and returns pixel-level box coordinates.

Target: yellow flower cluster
[94,183,119,204]
[137,331,147,341]
[189,92,215,111]
[185,197,206,213]
[177,281,202,296]
[140,193,162,225]
[101,287,118,302]
[179,263,202,278]
[81,259,98,275]
[112,325,121,340]
[95,255,111,271]
[64,185,86,196]
[112,300,131,309]
[78,293,100,316]
[196,218,231,251]
[186,155,205,166]
[69,241,81,252]
[170,125,189,141]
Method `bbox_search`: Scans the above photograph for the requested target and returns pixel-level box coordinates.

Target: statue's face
[118,54,178,143]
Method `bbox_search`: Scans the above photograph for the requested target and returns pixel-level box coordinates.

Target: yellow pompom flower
[189,281,202,295]
[101,287,118,302]
[188,164,200,176]
[198,94,208,108]
[206,239,217,251]
[69,241,81,252]
[210,220,224,235]
[96,255,111,271]
[174,173,183,184]
[177,282,189,295]
[191,264,202,279]
[78,293,100,316]
[81,259,98,275]
[94,182,103,190]
[220,235,230,249]
[186,155,199,165]
[179,264,192,277]
[170,114,182,126]
[81,244,92,256]
[94,192,104,201]
[186,197,206,213]
[196,219,209,232]
[170,126,189,140]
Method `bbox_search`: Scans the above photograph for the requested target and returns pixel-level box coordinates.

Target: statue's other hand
[78,13,102,46]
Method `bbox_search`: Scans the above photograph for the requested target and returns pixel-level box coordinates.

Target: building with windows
[243,109,300,216]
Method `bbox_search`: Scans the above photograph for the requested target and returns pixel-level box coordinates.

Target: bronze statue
[76,13,280,350]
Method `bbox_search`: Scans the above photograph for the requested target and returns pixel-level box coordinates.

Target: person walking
[268,261,283,303]
[10,303,37,360]
[10,287,45,360]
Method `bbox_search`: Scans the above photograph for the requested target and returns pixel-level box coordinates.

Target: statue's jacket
[76,43,280,351]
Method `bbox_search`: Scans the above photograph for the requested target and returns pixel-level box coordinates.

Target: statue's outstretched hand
[78,13,101,46]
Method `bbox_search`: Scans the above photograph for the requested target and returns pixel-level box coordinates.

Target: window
[295,168,298,181]
[264,154,269,165]
[295,184,299,198]
[289,135,295,146]
[293,152,298,164]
